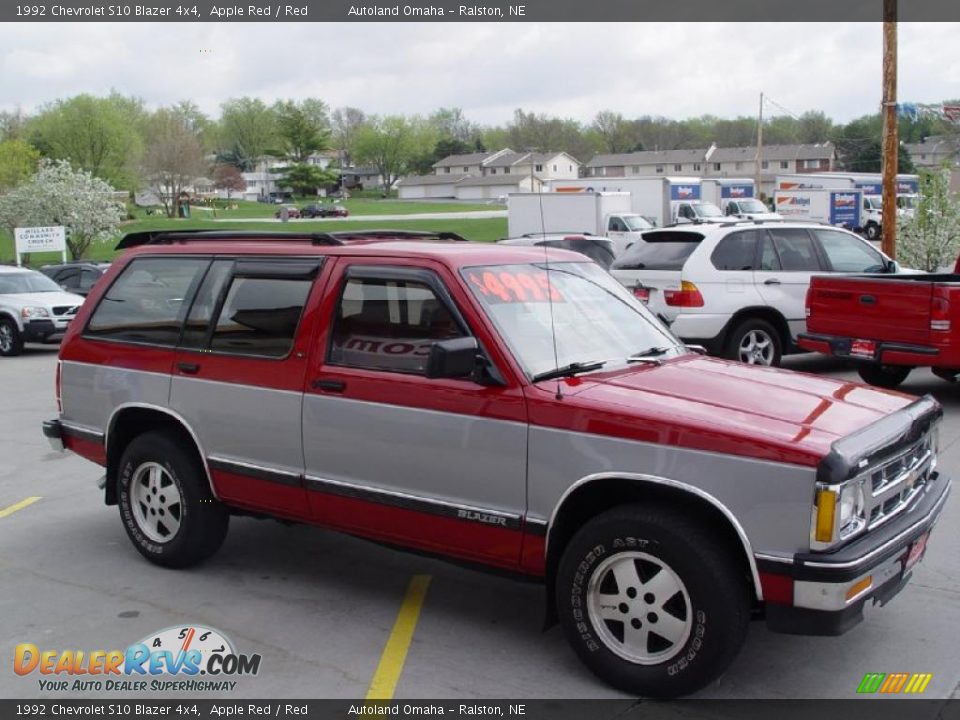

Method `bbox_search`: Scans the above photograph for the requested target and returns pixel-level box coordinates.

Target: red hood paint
[528,355,914,466]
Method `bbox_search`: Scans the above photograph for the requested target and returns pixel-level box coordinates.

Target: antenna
[533,156,563,401]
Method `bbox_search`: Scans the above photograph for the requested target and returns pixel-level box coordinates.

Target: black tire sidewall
[857,363,911,388]
[117,432,226,568]
[0,318,23,357]
[725,318,782,367]
[865,223,880,240]
[557,507,750,698]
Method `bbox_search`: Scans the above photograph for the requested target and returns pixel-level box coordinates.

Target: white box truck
[506,192,651,255]
[773,188,863,229]
[700,179,781,220]
[548,176,725,227]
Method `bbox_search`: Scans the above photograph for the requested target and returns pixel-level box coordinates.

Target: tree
[28,93,145,188]
[591,111,632,154]
[218,98,278,171]
[896,166,960,272]
[0,159,125,260]
[273,99,331,162]
[212,163,246,199]
[0,108,28,142]
[141,110,209,218]
[273,163,337,198]
[331,106,367,167]
[428,107,479,144]
[0,139,41,192]
[353,116,418,191]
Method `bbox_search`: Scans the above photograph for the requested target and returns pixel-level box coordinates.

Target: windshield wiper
[627,347,671,365]
[532,360,606,383]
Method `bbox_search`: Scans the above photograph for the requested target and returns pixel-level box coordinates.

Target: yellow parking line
[365,574,432,700]
[0,497,41,518]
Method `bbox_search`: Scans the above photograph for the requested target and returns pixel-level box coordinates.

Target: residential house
[397,174,470,199]
[341,165,390,191]
[454,174,544,200]
[585,148,708,178]
[904,136,960,193]
[432,150,512,176]
[481,151,580,181]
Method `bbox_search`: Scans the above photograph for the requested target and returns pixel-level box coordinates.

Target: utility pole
[881,0,898,258]
[755,91,764,202]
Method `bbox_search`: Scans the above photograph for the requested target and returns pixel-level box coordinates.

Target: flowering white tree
[0,159,125,259]
[896,166,960,272]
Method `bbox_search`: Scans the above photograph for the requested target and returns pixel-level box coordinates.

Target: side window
[328,276,466,375]
[58,268,80,288]
[710,230,760,271]
[767,228,821,271]
[181,260,233,349]
[79,268,100,291]
[814,229,886,272]
[759,235,782,271]
[85,257,208,345]
[608,217,625,232]
[209,276,312,357]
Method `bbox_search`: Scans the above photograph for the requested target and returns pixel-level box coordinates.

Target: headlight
[811,479,867,550]
[21,306,51,319]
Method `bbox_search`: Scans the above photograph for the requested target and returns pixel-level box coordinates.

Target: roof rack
[328,229,468,241]
[116,230,345,250]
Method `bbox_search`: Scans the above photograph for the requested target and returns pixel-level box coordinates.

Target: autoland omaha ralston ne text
[348,4,516,16]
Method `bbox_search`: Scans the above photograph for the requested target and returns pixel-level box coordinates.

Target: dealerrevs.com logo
[14,625,262,692]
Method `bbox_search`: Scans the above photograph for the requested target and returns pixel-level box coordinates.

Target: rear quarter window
[611,231,703,271]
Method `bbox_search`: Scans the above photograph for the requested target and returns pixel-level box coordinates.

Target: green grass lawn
[0,217,508,266]
[133,199,500,221]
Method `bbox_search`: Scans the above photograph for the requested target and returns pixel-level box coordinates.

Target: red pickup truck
[798,273,960,387]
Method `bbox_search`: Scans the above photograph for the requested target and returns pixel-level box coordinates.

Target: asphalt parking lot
[2,346,958,700]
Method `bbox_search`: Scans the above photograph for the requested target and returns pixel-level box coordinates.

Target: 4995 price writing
[15,5,199,17]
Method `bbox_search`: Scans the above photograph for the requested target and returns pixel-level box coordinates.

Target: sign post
[14,226,67,266]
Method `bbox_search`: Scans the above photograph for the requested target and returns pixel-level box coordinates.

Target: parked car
[798,271,960,388]
[497,233,617,270]
[301,203,349,218]
[0,266,85,356]
[274,205,301,219]
[39,262,111,297]
[610,221,898,366]
[43,228,949,697]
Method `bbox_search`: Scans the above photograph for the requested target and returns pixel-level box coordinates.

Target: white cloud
[0,21,956,125]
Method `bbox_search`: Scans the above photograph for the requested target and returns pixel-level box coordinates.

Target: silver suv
[0,266,85,356]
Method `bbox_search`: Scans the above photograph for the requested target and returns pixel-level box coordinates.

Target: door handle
[859,295,876,305]
[312,379,346,393]
[763,278,782,285]
[176,362,200,375]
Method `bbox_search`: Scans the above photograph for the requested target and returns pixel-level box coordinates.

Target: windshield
[736,198,768,213]
[693,203,724,218]
[462,262,682,380]
[0,271,61,294]
[624,215,654,231]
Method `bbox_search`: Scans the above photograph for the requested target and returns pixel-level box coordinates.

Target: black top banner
[5,0,960,22]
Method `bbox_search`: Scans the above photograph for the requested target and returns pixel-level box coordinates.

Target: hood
[550,355,913,466]
[1,291,85,308]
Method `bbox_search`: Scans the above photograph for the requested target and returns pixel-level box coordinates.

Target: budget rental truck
[550,176,726,227]
[773,188,863,229]
[506,191,652,255]
[700,179,780,220]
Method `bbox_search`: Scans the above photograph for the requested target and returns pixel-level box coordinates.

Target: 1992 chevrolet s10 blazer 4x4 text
[43,230,950,697]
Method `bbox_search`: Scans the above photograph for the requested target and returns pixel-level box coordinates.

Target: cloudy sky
[1,22,957,125]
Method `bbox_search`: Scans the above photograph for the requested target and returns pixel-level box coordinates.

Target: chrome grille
[52,306,79,317]
[861,433,934,531]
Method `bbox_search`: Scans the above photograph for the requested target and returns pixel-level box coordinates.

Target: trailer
[773,188,863,229]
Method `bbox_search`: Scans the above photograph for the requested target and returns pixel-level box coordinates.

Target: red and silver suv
[43,229,950,697]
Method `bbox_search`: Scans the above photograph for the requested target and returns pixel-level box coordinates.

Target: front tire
[724,318,782,367]
[556,504,751,698]
[864,222,880,241]
[0,318,23,357]
[857,364,912,388]
[117,431,228,568]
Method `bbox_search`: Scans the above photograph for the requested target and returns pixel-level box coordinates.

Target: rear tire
[0,318,23,357]
[117,431,228,568]
[556,503,751,698]
[724,318,782,367]
[857,364,912,388]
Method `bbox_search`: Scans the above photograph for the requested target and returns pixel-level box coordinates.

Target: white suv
[610,221,896,366]
[0,266,85,356]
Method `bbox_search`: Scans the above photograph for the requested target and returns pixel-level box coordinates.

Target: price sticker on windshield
[466,269,564,304]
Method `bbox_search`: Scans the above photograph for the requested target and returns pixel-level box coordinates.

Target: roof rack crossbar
[115,230,345,250]
[328,229,468,242]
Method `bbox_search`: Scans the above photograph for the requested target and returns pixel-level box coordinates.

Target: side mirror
[425,337,480,380]
[887,260,900,274]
